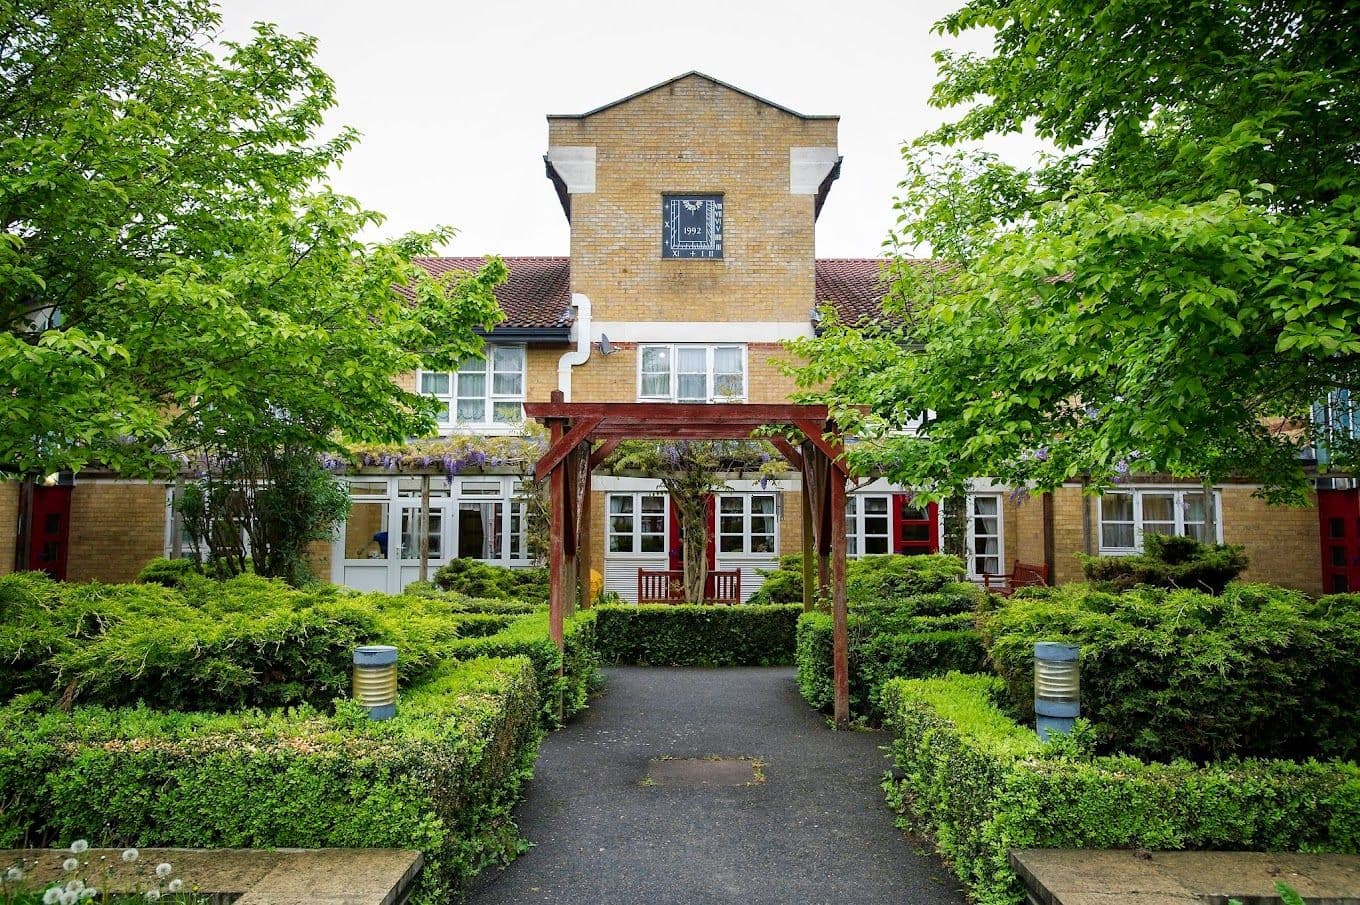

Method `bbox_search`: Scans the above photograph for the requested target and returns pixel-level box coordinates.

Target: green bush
[432,559,549,602]
[596,604,800,666]
[135,557,198,587]
[796,611,985,717]
[1079,533,1249,594]
[0,656,542,905]
[881,673,1360,905]
[980,583,1360,762]
[0,573,564,713]
[442,611,598,725]
[748,554,967,605]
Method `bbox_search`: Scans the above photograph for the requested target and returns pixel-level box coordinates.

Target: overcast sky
[215,1,1041,258]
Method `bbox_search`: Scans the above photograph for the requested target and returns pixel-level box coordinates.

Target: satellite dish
[599,333,616,356]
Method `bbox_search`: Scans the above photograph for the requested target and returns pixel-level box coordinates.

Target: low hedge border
[443,611,598,725]
[0,656,544,905]
[796,611,984,718]
[596,604,801,666]
[881,673,1360,905]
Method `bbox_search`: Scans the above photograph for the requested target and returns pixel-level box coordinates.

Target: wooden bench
[981,560,1049,597]
[637,569,742,605]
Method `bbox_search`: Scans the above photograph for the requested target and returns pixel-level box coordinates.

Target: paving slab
[0,847,422,905]
[470,666,965,905]
[1012,849,1360,905]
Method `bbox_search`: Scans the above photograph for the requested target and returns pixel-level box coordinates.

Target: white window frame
[717,493,779,556]
[845,493,893,558]
[1097,487,1224,554]
[606,492,669,556]
[418,344,526,432]
[965,493,1004,579]
[636,343,747,403]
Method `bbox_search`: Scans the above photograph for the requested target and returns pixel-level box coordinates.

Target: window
[420,345,525,427]
[1099,488,1221,552]
[608,493,667,554]
[1314,389,1358,465]
[968,495,1003,577]
[718,494,777,555]
[637,344,746,402]
[846,495,892,557]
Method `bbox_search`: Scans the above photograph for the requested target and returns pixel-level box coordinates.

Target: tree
[787,0,1360,504]
[608,441,778,603]
[0,0,506,479]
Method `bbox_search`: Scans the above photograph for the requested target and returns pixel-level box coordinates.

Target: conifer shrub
[980,583,1360,761]
[748,553,969,605]
[1079,533,1248,595]
[432,559,549,602]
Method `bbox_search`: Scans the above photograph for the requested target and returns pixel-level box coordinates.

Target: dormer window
[638,344,745,402]
[419,344,526,430]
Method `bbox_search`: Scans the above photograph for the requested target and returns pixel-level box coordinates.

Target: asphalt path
[469,666,965,905]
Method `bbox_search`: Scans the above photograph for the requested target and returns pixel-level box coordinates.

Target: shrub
[135,557,198,587]
[433,559,549,602]
[595,604,800,666]
[0,657,543,905]
[748,554,968,605]
[1079,533,1249,595]
[979,583,1360,762]
[796,611,985,717]
[881,673,1360,905]
[0,573,566,714]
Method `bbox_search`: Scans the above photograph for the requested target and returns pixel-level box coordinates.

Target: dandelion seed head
[6,866,23,882]
[144,890,161,902]
[155,863,172,879]
[61,858,78,873]
[69,841,88,855]
[121,849,139,863]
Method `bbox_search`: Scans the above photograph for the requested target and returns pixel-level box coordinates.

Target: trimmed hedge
[748,553,968,605]
[0,656,544,905]
[980,582,1360,761]
[596,604,800,666]
[881,673,1360,905]
[796,611,984,718]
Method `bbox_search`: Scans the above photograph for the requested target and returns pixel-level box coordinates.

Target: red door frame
[1319,489,1360,594]
[893,495,940,555]
[26,485,73,580]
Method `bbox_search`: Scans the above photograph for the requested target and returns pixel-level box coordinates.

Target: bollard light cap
[1034,641,1079,661]
[353,645,398,666]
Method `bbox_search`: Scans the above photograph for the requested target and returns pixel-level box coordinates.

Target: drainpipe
[556,292,592,401]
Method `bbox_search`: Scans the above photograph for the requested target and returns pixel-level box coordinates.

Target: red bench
[637,569,742,605]
[981,560,1049,597]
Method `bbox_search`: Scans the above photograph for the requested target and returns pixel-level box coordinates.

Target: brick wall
[550,74,837,326]
[67,482,166,583]
[0,482,17,576]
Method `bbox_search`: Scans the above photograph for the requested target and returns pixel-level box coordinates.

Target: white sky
[215,0,1041,258]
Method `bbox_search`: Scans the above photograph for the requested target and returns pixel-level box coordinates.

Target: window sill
[436,423,526,436]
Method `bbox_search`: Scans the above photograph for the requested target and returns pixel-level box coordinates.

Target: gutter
[556,292,592,401]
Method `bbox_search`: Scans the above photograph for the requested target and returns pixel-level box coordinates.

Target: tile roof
[409,257,572,330]
[814,258,946,329]
[406,256,937,332]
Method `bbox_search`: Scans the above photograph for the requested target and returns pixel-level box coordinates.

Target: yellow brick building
[3,72,1353,597]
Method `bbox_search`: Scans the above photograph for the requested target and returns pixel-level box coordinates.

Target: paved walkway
[470,666,965,905]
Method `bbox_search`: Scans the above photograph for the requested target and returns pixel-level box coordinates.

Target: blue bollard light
[353,645,398,721]
[1034,642,1079,740]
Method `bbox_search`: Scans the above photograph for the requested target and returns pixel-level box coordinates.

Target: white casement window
[967,494,1003,577]
[717,493,778,555]
[845,494,892,557]
[1098,488,1222,553]
[607,493,668,554]
[638,344,746,402]
[419,344,526,429]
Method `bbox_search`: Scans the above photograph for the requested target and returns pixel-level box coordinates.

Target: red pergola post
[829,464,850,729]
[547,390,567,651]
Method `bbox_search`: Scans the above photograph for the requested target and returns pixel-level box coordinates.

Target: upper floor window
[662,194,723,259]
[1098,488,1221,553]
[419,345,525,428]
[1314,389,1358,465]
[638,344,745,403]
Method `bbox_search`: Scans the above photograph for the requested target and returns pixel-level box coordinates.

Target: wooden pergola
[526,391,857,728]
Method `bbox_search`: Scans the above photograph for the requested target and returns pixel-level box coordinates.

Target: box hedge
[0,656,544,905]
[748,554,968,605]
[595,604,800,666]
[796,610,984,718]
[979,582,1360,762]
[881,673,1360,905]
